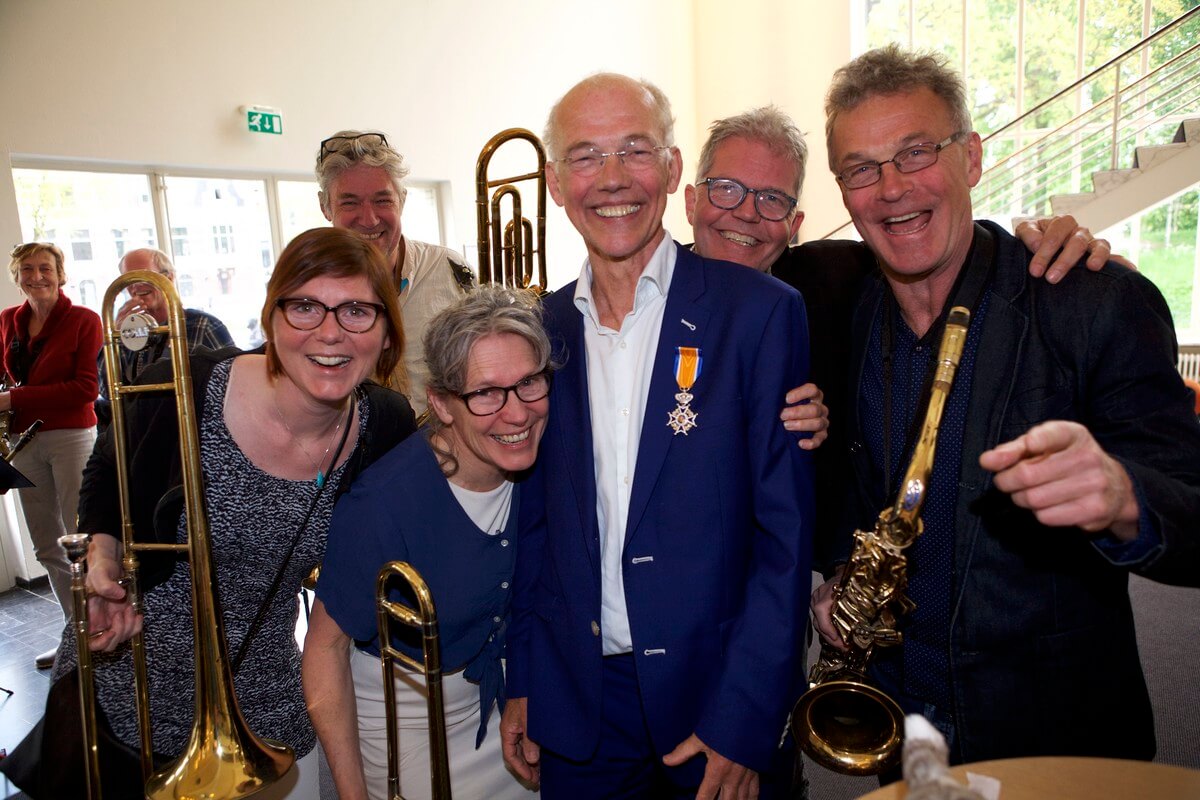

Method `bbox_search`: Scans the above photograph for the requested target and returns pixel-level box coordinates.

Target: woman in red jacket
[1,242,102,669]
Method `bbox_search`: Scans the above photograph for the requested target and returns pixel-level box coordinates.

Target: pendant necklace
[273,393,348,488]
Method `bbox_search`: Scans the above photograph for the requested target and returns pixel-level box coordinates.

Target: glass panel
[1023,0,1080,120]
[863,0,911,49]
[11,168,156,309]
[162,176,273,348]
[1083,0,1146,74]
[913,0,963,67]
[402,185,442,245]
[968,0,1020,136]
[1101,184,1200,339]
[277,179,330,248]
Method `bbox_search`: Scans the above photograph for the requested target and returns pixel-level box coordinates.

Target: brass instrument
[475,128,547,292]
[792,306,971,776]
[64,269,294,799]
[0,377,42,462]
[376,561,452,800]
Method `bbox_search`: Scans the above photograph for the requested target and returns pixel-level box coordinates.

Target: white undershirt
[448,478,514,536]
[573,231,676,655]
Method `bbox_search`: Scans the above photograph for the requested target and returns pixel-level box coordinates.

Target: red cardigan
[0,291,103,431]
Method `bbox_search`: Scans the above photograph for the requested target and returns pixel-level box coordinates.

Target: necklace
[273,393,349,488]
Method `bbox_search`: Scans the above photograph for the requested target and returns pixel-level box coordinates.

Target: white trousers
[349,646,535,800]
[13,426,95,622]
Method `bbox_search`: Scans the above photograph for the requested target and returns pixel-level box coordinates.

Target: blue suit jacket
[506,242,815,773]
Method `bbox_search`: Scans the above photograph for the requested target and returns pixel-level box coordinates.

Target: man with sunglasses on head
[316,130,474,413]
[807,45,1200,771]
[95,248,233,429]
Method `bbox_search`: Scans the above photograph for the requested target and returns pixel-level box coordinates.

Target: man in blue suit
[501,73,815,799]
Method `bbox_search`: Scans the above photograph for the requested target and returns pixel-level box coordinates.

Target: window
[212,224,235,254]
[12,168,157,301]
[79,280,98,309]
[1102,182,1200,340]
[172,226,190,256]
[112,228,129,259]
[857,0,1199,136]
[70,229,93,262]
[12,165,447,348]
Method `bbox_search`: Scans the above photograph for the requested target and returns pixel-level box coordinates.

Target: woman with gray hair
[304,283,552,800]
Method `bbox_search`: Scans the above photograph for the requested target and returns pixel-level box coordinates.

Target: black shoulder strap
[447,257,476,292]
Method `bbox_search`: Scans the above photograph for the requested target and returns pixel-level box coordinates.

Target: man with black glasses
[809,45,1200,768]
[316,130,473,412]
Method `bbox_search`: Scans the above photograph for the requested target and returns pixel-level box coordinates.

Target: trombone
[475,128,547,293]
[376,561,451,800]
[63,269,294,799]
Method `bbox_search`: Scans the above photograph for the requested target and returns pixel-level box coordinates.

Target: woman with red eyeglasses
[0,242,103,670]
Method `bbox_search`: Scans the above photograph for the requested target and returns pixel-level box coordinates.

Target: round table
[854,756,1200,799]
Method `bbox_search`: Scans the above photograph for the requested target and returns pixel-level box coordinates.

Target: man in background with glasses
[808,45,1200,769]
[501,73,814,799]
[316,130,473,413]
[95,248,234,429]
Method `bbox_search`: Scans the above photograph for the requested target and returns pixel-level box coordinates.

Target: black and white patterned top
[59,358,365,758]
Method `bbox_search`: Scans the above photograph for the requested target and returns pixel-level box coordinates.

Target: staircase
[819,7,1200,240]
[972,7,1200,230]
[1047,118,1200,232]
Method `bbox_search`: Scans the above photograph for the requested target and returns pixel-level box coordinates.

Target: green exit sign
[247,111,282,135]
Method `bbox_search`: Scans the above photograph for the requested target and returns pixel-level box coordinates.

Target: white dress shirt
[572,231,677,655]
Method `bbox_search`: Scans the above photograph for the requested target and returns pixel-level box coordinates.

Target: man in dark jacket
[810,44,1200,765]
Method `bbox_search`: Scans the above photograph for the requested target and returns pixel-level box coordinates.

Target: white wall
[692,1,852,242]
[0,0,709,297]
[0,0,854,585]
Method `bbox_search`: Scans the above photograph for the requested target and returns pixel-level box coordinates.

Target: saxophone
[791,306,971,776]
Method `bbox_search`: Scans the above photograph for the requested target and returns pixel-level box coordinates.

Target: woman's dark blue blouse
[318,432,517,744]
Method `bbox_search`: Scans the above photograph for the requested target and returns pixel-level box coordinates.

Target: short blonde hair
[9,242,67,286]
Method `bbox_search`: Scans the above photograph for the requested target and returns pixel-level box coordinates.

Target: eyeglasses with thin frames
[836,132,965,190]
[318,132,391,164]
[555,141,671,177]
[457,371,553,416]
[700,178,798,222]
[275,298,387,333]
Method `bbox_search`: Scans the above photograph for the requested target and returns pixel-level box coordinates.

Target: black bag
[0,666,162,800]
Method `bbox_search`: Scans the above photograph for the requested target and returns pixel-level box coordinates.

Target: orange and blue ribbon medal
[667,346,702,435]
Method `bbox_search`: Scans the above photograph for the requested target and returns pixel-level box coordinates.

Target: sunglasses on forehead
[318,132,391,163]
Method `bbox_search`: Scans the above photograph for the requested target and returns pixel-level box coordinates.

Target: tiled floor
[0,581,62,800]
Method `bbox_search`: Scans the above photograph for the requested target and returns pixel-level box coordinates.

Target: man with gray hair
[809,44,1200,768]
[96,247,233,426]
[502,73,814,799]
[316,131,473,412]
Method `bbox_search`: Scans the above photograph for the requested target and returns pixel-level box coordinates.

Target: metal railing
[819,6,1200,239]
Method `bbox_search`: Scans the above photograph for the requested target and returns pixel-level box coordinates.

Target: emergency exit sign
[247,111,282,134]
